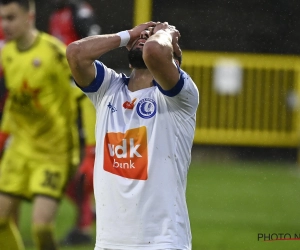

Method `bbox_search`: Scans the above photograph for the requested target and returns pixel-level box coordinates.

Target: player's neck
[128,69,153,92]
[16,29,38,51]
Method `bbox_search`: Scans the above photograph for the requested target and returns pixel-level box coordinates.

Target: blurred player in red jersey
[49,0,100,45]
[49,0,100,246]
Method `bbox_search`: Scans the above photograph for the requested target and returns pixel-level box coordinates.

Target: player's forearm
[66,34,122,87]
[67,34,121,64]
[143,31,180,90]
[143,31,173,65]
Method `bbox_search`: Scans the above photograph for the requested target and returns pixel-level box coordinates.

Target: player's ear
[28,10,35,24]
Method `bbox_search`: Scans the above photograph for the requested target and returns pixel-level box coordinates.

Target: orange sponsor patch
[103,126,148,180]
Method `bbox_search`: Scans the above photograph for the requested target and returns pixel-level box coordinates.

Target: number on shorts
[41,170,61,190]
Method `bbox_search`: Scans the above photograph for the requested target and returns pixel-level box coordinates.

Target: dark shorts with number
[0,147,72,200]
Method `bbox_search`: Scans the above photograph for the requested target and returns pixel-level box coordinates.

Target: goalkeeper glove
[0,131,9,154]
[78,145,95,193]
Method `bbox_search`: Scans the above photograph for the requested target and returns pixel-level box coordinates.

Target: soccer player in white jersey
[66,21,199,250]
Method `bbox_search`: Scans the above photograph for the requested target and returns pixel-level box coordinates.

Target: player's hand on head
[153,22,182,60]
[172,31,182,61]
[126,21,156,50]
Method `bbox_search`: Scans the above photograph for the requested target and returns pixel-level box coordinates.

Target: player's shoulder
[1,40,15,54]
[1,41,17,65]
[38,32,67,60]
[181,69,197,88]
[39,32,66,51]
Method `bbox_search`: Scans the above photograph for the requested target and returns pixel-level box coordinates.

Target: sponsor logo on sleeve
[103,126,148,180]
[136,98,156,119]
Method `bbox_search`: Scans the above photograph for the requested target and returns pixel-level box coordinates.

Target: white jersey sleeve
[154,68,199,119]
[76,60,122,106]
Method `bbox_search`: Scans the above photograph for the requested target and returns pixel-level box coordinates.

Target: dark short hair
[0,0,34,11]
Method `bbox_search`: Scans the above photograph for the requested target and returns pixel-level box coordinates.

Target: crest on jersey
[32,58,42,67]
[136,98,156,119]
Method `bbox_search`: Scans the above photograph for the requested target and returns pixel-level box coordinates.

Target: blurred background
[18,0,300,249]
[36,0,300,155]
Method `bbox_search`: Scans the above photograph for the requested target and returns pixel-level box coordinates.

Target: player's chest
[100,89,165,131]
[4,53,50,90]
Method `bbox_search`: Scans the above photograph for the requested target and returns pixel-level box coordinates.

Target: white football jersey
[80,60,199,250]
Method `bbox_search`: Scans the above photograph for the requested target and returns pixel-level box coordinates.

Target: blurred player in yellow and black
[49,0,98,245]
[0,0,80,249]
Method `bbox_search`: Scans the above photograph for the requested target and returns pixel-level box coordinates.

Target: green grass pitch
[20,160,300,250]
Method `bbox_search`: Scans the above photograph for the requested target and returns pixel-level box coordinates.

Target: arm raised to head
[143,22,182,90]
[66,34,118,87]
[66,21,156,88]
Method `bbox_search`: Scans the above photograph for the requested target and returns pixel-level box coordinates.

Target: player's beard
[128,48,147,69]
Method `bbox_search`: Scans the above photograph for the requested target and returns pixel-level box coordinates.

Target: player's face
[0,3,32,41]
[128,29,153,69]
[128,47,147,69]
[131,29,153,51]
